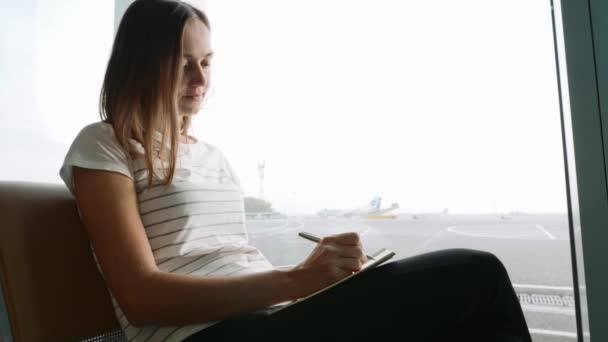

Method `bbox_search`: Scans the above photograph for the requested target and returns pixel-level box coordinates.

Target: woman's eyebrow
[183,51,214,59]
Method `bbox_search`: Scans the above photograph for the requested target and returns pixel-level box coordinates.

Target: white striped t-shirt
[59,121,275,342]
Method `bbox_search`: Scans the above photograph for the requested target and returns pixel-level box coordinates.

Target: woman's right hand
[289,232,367,295]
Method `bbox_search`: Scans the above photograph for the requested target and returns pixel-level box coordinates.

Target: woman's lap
[183,248,532,342]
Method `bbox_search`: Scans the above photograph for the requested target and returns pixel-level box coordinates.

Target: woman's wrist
[278,266,311,300]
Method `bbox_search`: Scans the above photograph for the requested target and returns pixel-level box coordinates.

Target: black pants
[183,249,533,342]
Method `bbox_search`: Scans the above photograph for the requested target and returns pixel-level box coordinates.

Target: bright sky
[196,0,566,214]
[0,0,567,215]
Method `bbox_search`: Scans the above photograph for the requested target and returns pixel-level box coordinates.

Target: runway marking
[446,225,545,240]
[529,328,577,338]
[513,283,573,291]
[522,304,575,315]
[518,293,574,306]
[515,284,576,316]
[248,218,303,236]
[534,223,556,240]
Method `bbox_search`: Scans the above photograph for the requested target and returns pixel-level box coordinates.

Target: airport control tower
[257,161,265,199]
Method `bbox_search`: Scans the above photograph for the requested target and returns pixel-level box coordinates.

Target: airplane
[317,196,400,218]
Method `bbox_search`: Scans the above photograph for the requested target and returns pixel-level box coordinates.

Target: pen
[298,232,374,260]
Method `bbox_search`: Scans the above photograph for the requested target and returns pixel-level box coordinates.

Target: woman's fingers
[336,245,365,259]
[322,232,361,246]
[297,231,369,287]
[319,236,367,272]
[336,256,364,272]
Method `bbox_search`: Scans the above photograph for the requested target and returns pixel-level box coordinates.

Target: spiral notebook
[271,248,396,314]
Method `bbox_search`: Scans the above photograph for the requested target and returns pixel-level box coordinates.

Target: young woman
[59,0,533,341]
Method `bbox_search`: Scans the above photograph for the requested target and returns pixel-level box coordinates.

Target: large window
[0,1,582,340]
[0,1,114,184]
[200,1,575,340]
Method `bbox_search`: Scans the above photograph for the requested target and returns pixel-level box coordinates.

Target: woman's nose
[189,64,207,86]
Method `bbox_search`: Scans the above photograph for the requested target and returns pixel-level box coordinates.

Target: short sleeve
[59,122,134,196]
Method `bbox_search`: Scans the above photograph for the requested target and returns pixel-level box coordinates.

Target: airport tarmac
[247,213,576,342]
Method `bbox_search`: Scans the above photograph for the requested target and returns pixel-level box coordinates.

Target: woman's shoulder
[67,121,133,163]
[74,121,142,152]
[77,121,116,140]
[60,121,134,194]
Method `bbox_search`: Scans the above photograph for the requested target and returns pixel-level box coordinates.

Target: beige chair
[0,181,125,341]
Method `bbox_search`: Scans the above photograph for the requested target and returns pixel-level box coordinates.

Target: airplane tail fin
[369,196,382,210]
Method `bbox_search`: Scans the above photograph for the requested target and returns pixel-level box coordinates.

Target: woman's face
[178,18,212,116]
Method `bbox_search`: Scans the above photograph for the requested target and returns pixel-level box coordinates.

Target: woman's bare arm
[73,167,365,326]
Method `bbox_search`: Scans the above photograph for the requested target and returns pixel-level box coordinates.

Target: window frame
[554,0,608,341]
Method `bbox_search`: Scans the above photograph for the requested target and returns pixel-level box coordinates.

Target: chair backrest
[0,181,121,341]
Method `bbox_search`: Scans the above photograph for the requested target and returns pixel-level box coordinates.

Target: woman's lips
[183,94,203,101]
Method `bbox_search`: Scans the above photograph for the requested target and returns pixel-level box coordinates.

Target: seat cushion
[0,181,119,341]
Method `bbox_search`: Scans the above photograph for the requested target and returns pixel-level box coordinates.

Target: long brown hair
[100,0,209,188]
